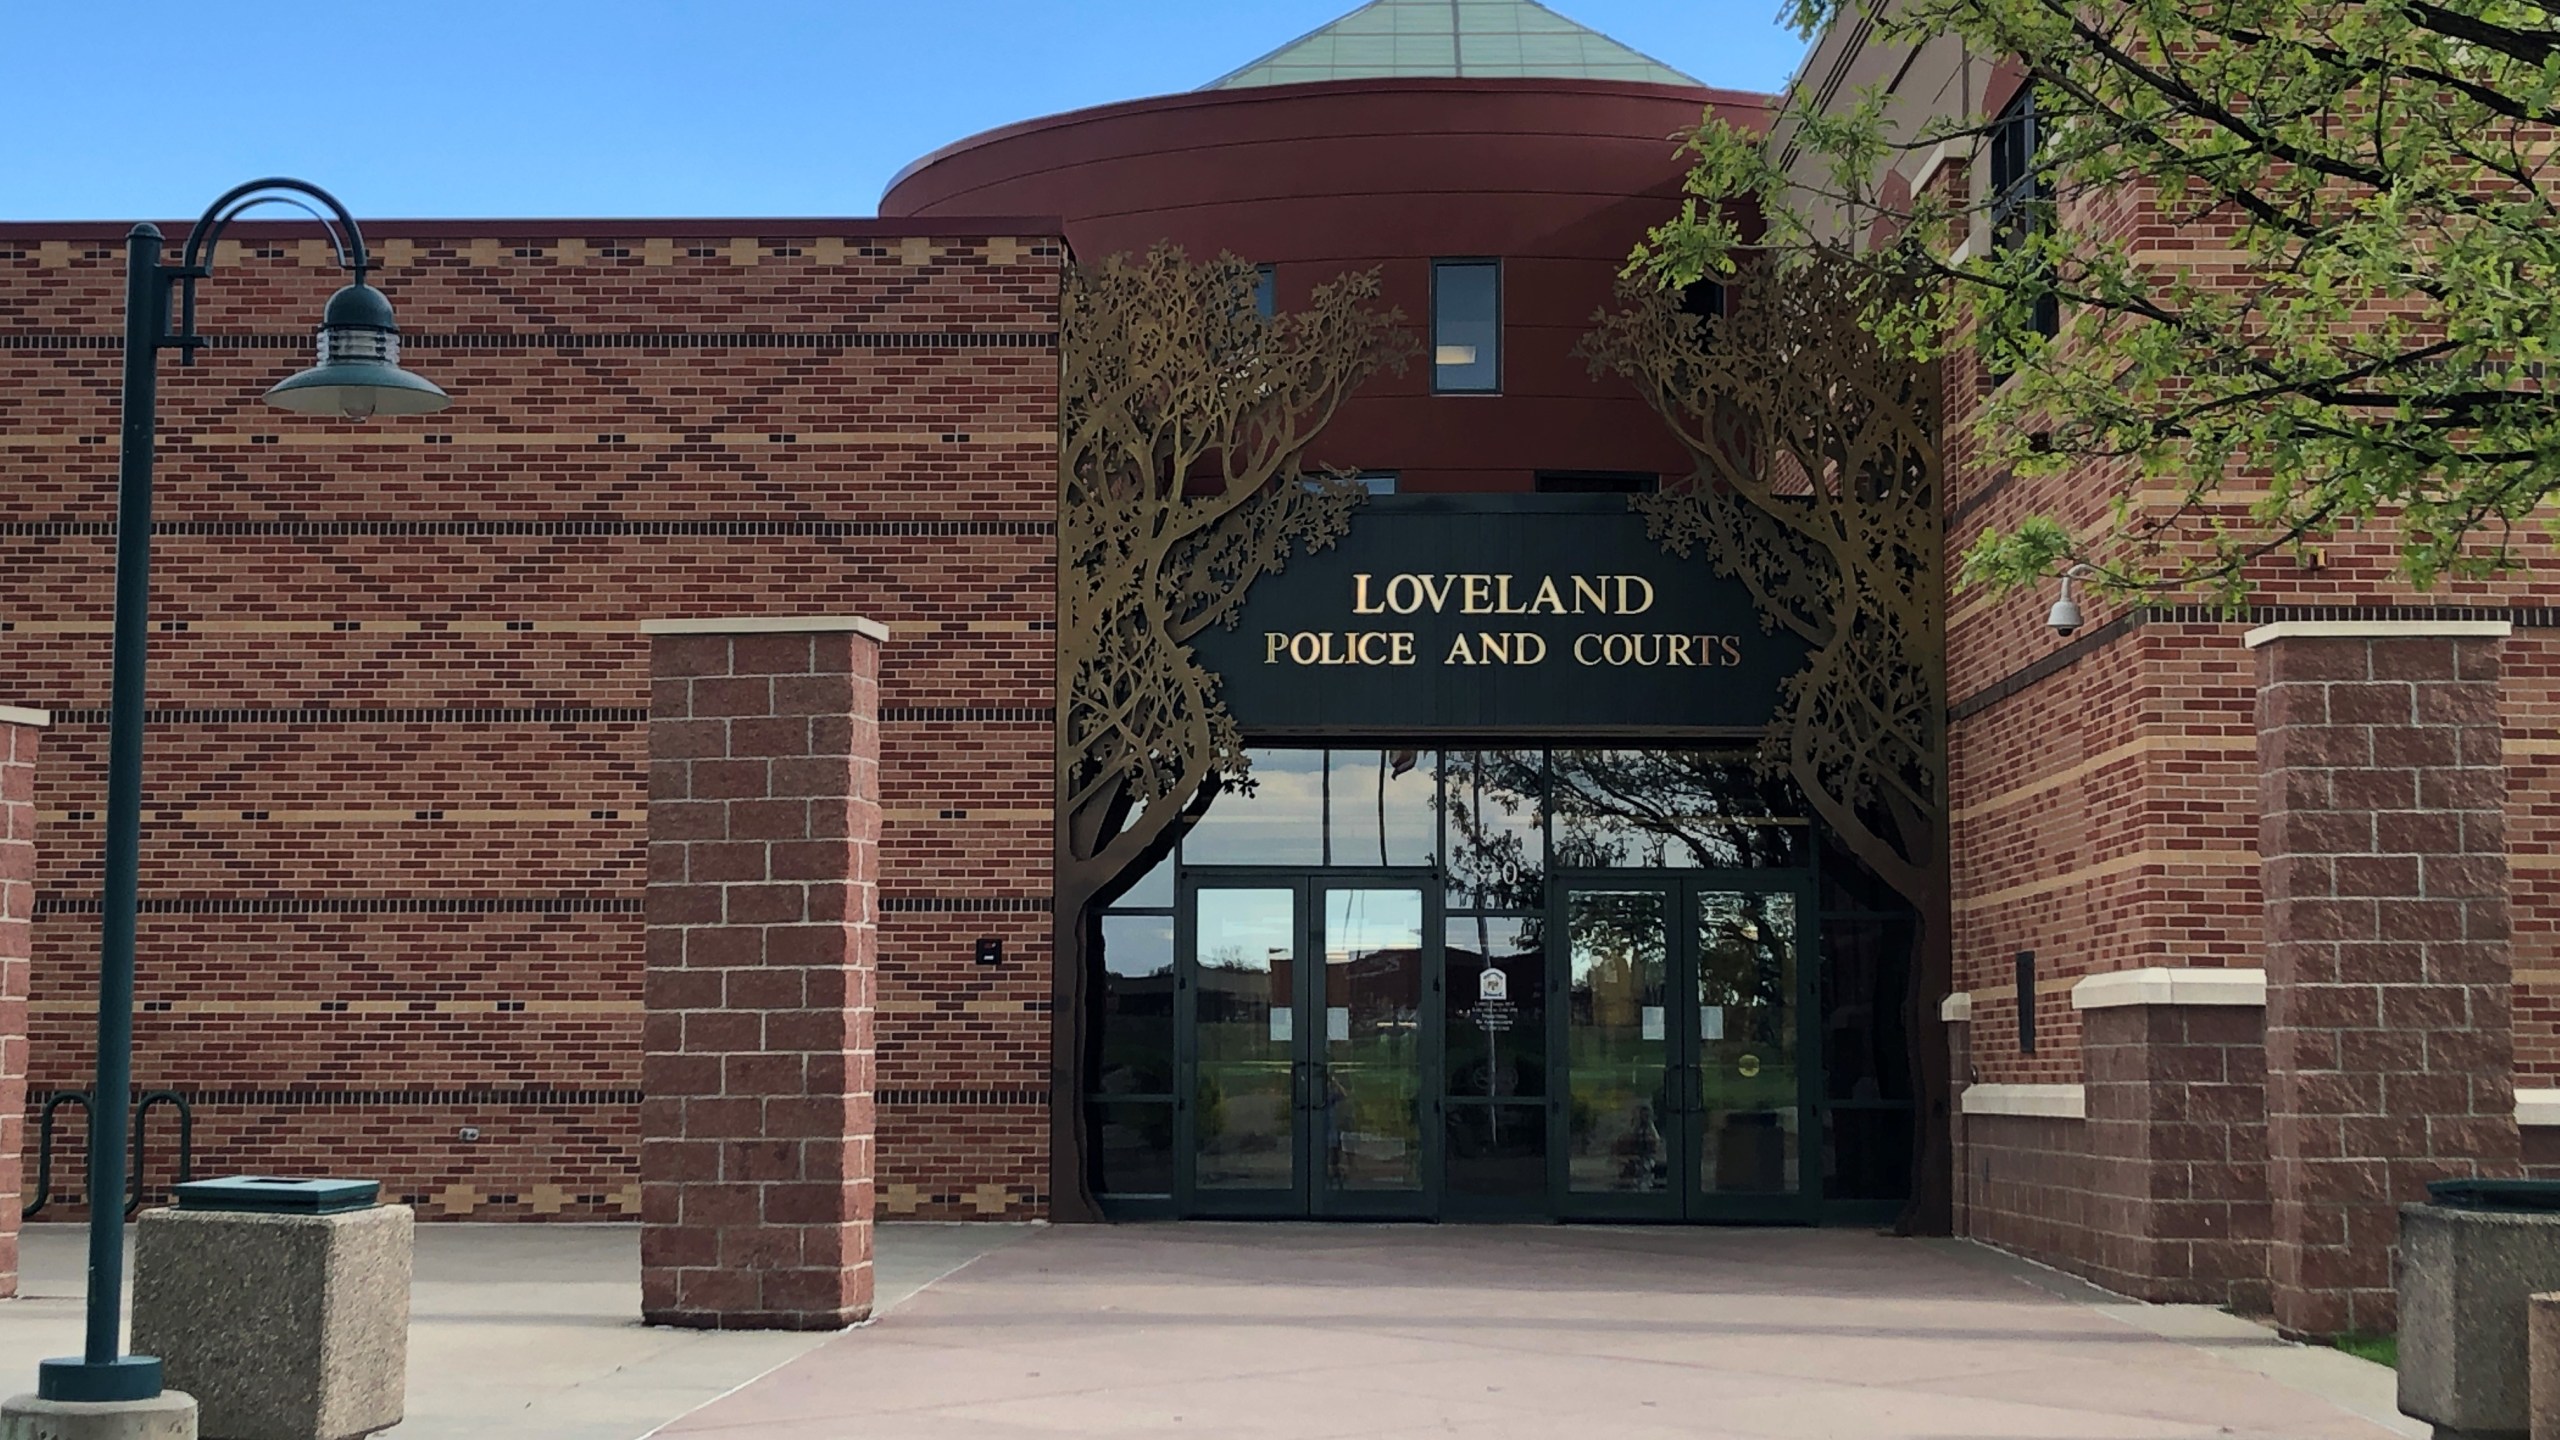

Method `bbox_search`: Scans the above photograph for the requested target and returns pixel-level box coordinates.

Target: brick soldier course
[641,616,882,1329]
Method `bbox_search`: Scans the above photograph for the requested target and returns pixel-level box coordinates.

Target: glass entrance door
[1554,875,1812,1221]
[1178,874,1436,1216]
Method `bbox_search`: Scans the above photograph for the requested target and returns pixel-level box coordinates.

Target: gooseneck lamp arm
[42,179,443,1409]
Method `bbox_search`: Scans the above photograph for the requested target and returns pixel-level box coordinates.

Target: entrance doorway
[1181,874,1437,1218]
[1086,747,1913,1223]
[1551,876,1810,1222]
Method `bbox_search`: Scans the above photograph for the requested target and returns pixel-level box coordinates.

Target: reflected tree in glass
[1550,749,1804,870]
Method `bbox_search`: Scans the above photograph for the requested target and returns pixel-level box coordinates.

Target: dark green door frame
[1548,869,1820,1225]
[1175,869,1441,1219]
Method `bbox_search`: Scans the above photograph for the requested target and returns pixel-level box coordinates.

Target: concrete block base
[0,1392,197,1440]
[2533,1292,2560,1440]
[131,1205,410,1440]
[2400,1204,2560,1440]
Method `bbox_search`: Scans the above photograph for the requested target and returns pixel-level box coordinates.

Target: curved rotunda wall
[883,77,1768,493]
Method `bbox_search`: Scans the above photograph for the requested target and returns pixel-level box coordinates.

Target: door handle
[1292,1060,1310,1113]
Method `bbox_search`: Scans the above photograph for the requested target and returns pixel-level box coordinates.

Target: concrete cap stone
[2243,619,2512,648]
[2071,966,2268,1010]
[641,616,888,641]
[0,707,50,728]
[1959,1083,2086,1119]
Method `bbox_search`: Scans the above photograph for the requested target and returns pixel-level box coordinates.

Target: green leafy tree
[1642,0,2560,602]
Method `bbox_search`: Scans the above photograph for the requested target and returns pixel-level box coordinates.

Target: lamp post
[42,179,447,1406]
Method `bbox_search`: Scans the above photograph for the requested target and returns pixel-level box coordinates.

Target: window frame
[1986,87,2061,343]
[1430,258,1503,395]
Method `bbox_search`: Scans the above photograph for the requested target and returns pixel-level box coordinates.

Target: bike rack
[21,1089,196,1221]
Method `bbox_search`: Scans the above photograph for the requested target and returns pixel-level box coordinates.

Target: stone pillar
[1942,993,1972,1233]
[0,707,40,1301]
[639,617,884,1330]
[2249,620,2519,1339]
[2072,969,2269,1310]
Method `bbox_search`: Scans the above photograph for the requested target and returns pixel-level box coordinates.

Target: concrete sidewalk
[0,1221,1033,1440]
[665,1226,2419,1440]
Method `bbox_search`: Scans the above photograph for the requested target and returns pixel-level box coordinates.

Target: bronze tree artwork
[1052,247,1415,1216]
[1585,255,1952,1232]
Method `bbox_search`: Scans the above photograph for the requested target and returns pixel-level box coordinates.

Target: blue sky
[3,2,1809,221]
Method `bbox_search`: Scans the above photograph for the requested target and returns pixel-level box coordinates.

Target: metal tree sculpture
[1053,247,1414,1217]
[1585,253,1952,1233]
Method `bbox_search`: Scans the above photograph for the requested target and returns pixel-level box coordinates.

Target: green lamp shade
[262,281,450,419]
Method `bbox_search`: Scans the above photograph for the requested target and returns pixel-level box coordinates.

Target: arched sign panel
[1191,494,1807,735]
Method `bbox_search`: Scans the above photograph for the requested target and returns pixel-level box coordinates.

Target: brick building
[1792,7,2560,1335]
[0,0,2538,1337]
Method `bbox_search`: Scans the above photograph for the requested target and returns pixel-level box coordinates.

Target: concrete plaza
[0,1223,2416,1439]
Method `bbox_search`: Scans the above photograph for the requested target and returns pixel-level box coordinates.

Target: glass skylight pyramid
[1202,0,1701,90]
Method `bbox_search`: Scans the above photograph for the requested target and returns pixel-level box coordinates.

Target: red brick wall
[0,220,1061,1221]
[1960,1112,2096,1272]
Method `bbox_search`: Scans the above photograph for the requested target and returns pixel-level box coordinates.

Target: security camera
[2046,566,2089,637]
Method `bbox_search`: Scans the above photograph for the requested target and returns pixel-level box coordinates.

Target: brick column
[0,707,41,1299]
[2250,620,2519,1339]
[1942,993,1972,1233]
[639,617,884,1330]
[2073,969,2269,1310]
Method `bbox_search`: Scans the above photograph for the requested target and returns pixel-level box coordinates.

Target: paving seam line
[631,1234,1028,1440]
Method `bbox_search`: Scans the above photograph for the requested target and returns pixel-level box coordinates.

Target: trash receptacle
[2400,1178,2560,1440]
[130,1177,411,1440]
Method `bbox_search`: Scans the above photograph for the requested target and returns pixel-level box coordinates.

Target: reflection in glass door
[1315,886,1427,1210]
[1561,888,1674,1208]
[1555,877,1810,1221]
[1189,887,1299,1201]
[1180,876,1436,1216]
[1696,891,1799,1197]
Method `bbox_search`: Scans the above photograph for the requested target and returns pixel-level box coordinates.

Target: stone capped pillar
[1942,993,1973,1234]
[0,706,41,1300]
[639,617,884,1330]
[2249,620,2519,1339]
[2072,968,2269,1310]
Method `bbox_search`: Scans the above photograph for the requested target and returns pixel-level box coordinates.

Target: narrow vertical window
[1432,259,1499,393]
[1988,88,2060,341]
[1252,265,1276,319]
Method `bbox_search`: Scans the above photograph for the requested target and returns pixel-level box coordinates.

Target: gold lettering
[1668,634,1695,666]
[1352,574,1383,615]
[1604,634,1635,665]
[1266,632,1290,664]
[1319,632,1350,665]
[1478,632,1510,664]
[1355,632,1388,665]
[1572,576,1608,614]
[1495,575,1526,614]
[1290,633,1322,665]
[1445,634,1478,665]
[1385,575,1424,615]
[1574,633,1604,665]
[1720,634,1742,666]
[1391,632,1416,666]
[1462,574,1493,613]
[1530,576,1565,614]
[1514,632,1548,665]
[1417,574,1456,612]
[1616,575,1656,615]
